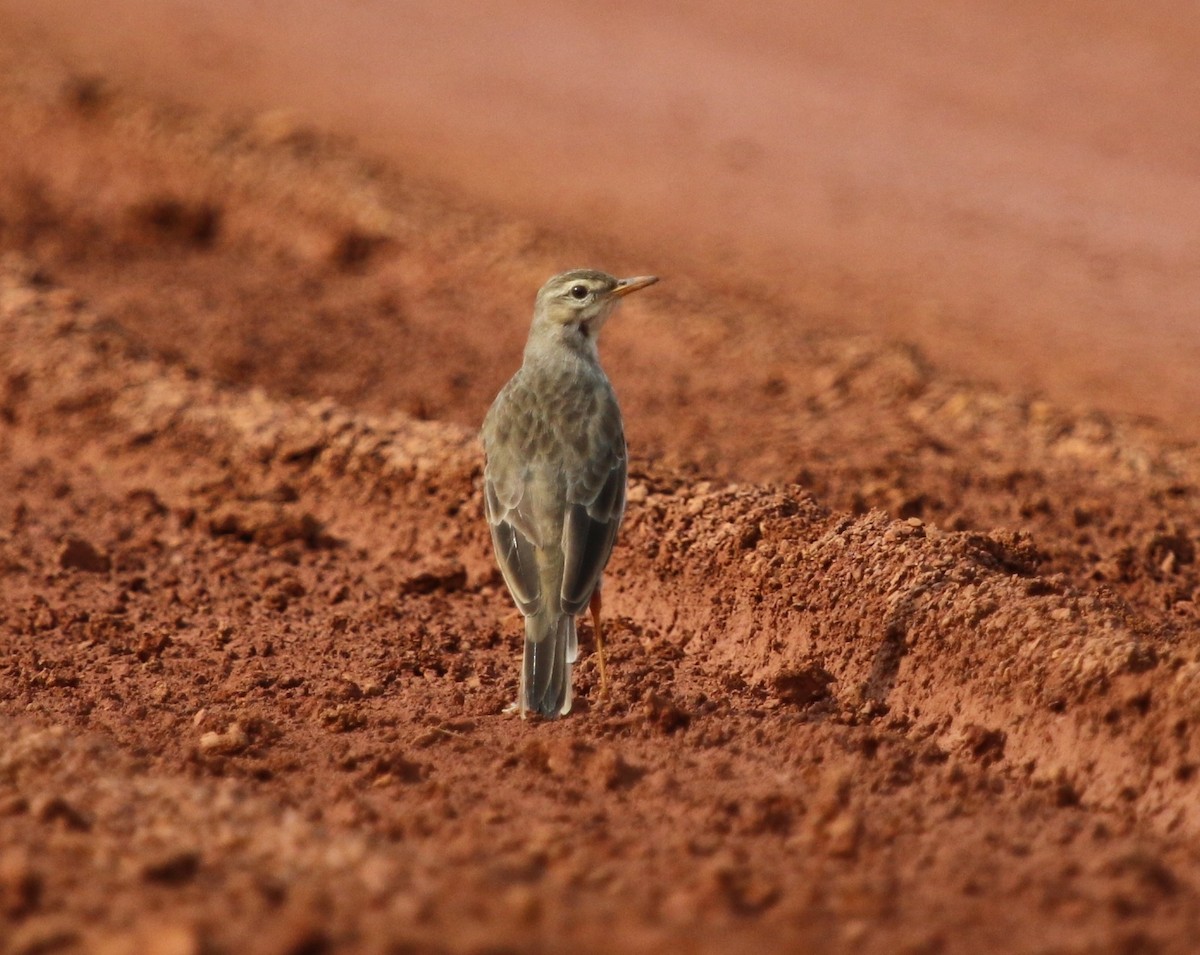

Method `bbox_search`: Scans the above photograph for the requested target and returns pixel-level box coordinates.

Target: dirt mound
[2,39,1200,955]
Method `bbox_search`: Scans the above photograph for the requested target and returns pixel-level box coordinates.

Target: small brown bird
[481,269,658,718]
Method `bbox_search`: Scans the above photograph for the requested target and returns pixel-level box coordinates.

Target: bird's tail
[521,609,578,718]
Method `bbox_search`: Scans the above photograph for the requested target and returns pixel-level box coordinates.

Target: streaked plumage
[482,269,658,717]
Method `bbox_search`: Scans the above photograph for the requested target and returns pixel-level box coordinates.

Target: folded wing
[484,472,542,616]
[560,444,627,616]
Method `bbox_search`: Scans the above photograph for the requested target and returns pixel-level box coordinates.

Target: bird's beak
[610,275,659,298]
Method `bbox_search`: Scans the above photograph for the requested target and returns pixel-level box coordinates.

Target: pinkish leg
[589,588,609,699]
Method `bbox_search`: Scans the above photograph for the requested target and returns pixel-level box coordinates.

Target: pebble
[198,723,250,755]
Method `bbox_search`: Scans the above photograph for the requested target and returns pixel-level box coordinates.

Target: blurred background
[2,0,1197,435]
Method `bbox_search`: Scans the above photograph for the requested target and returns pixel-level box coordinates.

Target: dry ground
[1,26,1199,955]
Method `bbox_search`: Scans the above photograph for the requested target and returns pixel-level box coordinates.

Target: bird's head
[530,269,658,347]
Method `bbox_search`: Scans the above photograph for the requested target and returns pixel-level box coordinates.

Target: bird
[481,268,659,718]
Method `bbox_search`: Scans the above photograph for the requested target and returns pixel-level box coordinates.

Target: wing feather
[560,450,627,616]
[484,473,542,615]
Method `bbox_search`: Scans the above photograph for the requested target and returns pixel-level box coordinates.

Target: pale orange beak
[610,275,659,298]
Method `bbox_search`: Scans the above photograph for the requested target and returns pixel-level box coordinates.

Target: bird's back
[483,353,627,715]
[483,355,624,532]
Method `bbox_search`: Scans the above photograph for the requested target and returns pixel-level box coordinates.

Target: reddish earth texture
[1,18,1200,955]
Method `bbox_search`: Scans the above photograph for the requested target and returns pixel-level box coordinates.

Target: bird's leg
[589,588,609,699]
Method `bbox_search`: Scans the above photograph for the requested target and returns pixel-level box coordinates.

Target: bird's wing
[559,434,627,616]
[484,456,543,616]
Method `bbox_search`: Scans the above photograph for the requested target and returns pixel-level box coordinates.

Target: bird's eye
[569,285,589,300]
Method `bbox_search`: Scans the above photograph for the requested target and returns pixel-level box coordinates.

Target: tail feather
[521,612,575,718]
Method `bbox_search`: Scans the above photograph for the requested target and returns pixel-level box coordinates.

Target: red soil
[0,13,1199,955]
